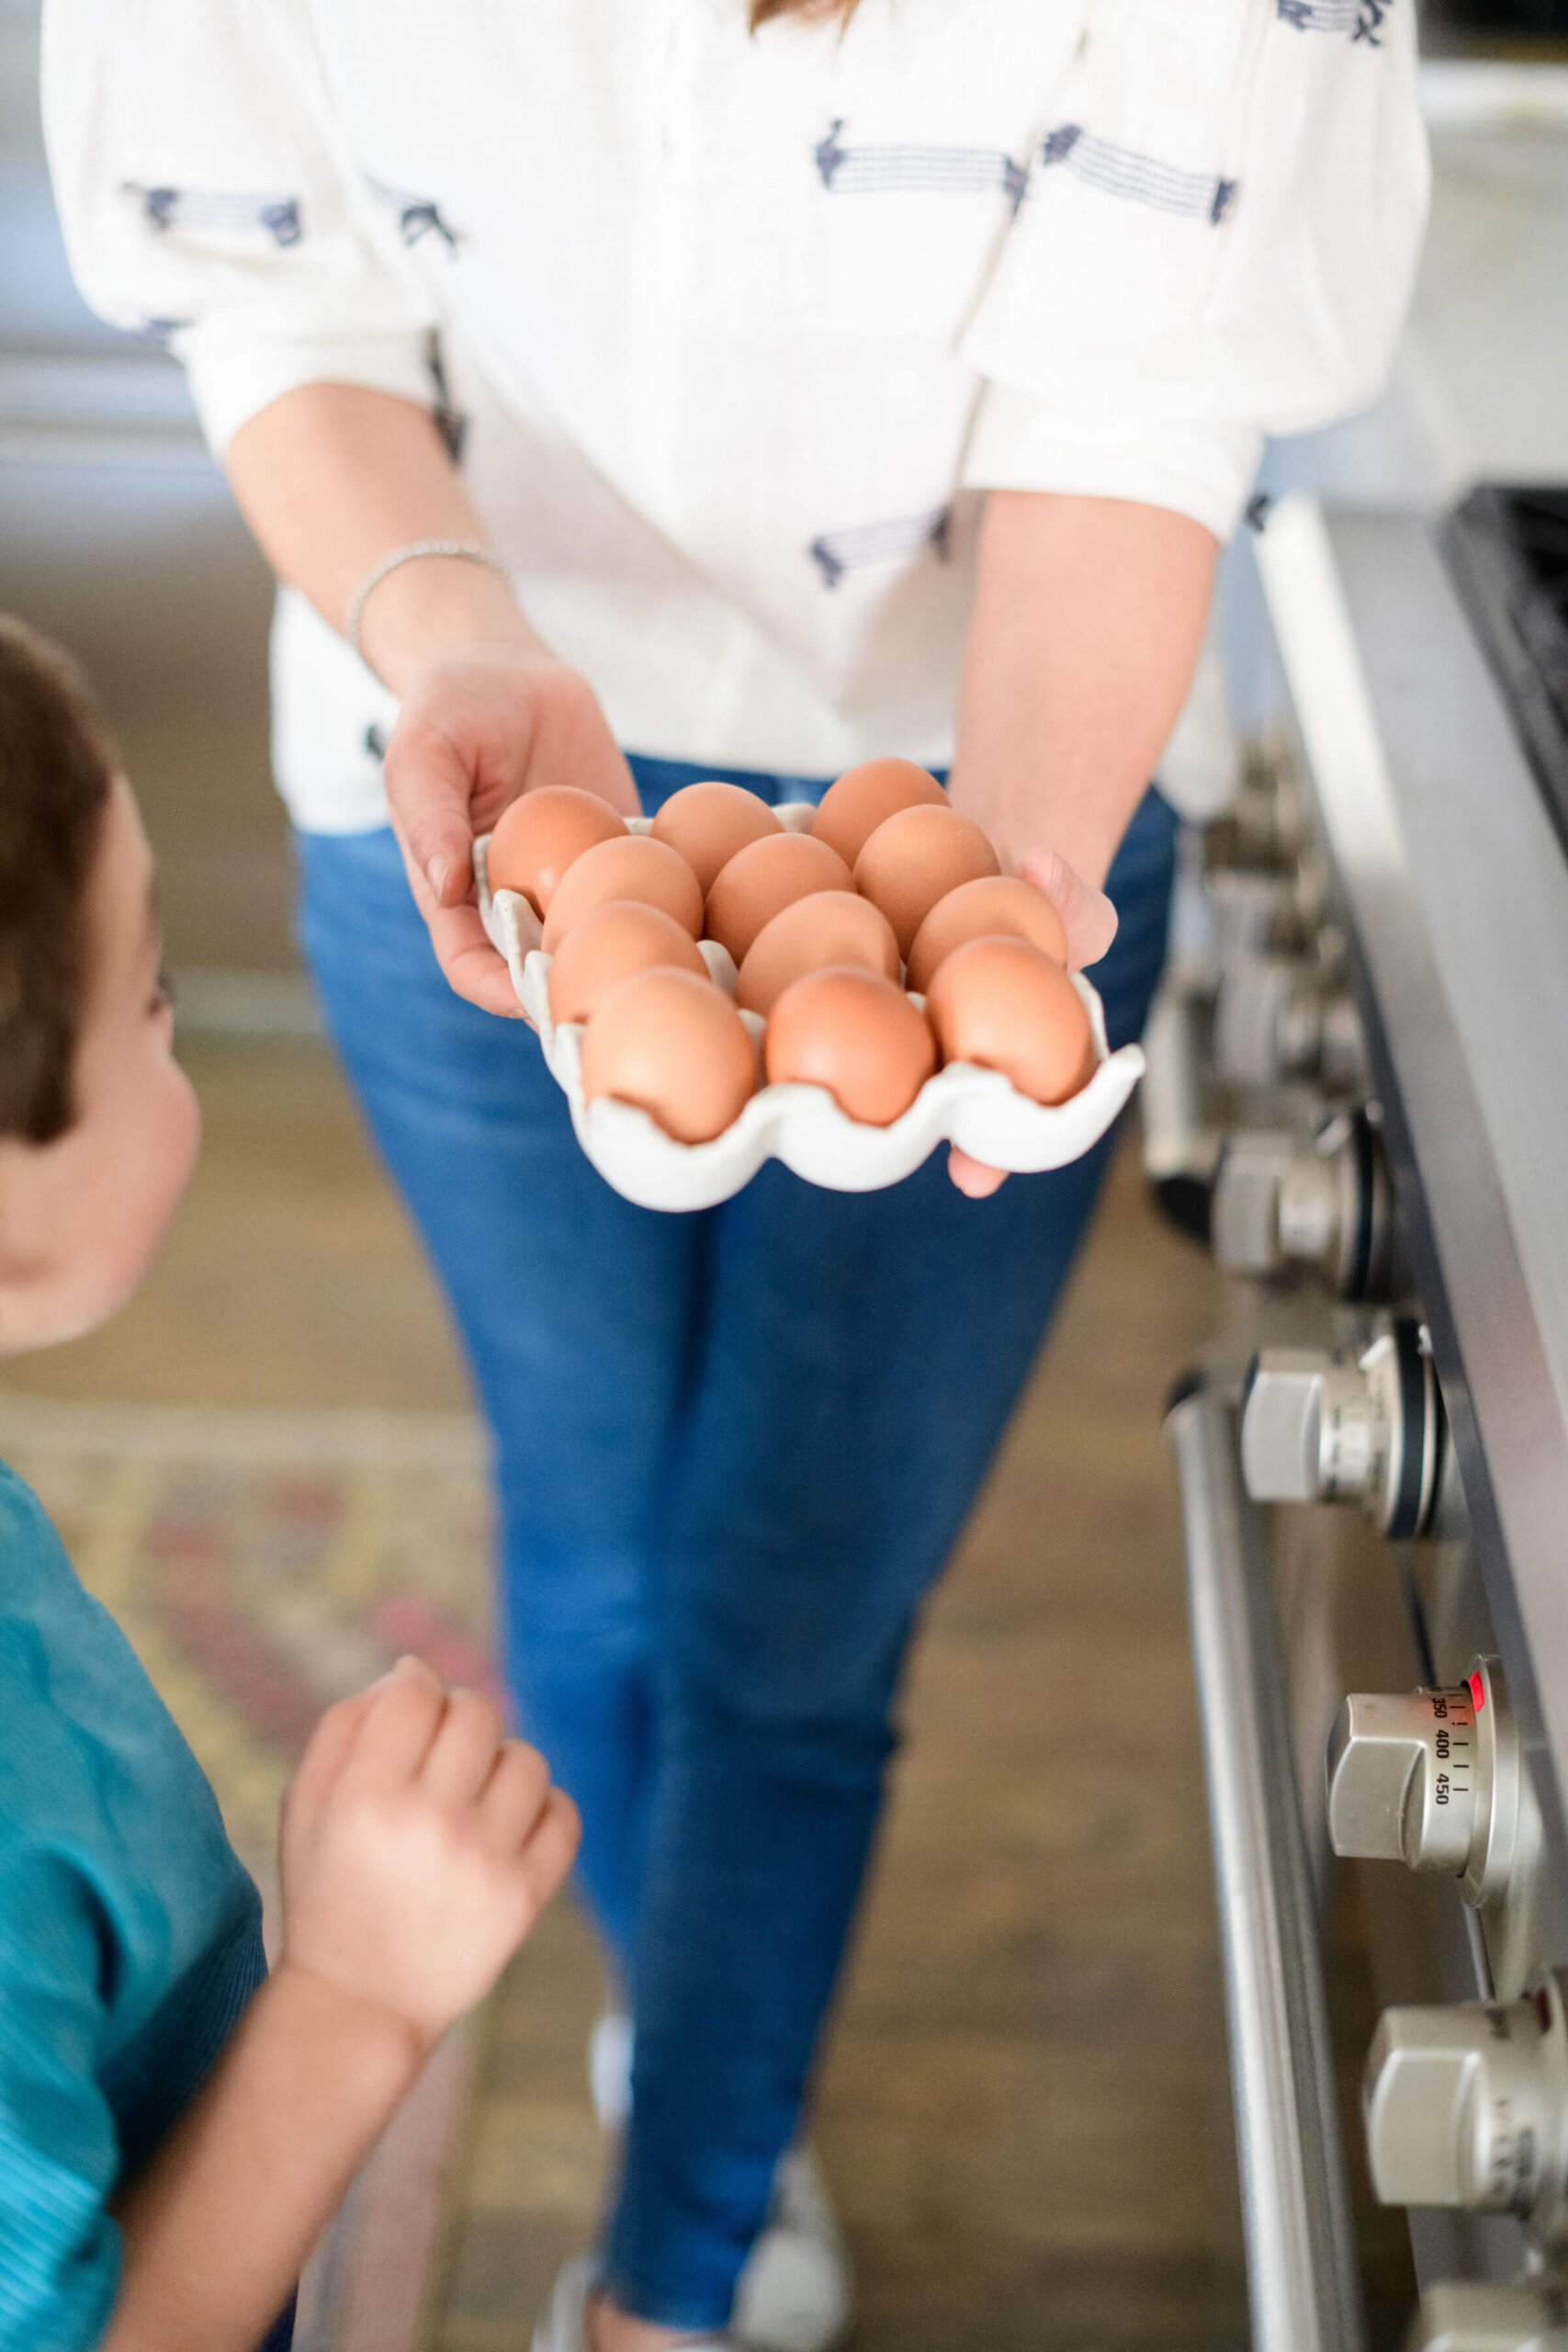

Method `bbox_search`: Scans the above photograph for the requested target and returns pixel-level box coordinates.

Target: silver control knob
[1205,870,1299,963]
[1409,2280,1568,2352]
[1212,954,1368,1096]
[1204,775,1308,874]
[1240,1317,1442,1538]
[1204,865,1329,964]
[1365,1973,1568,2234]
[1211,1107,1395,1299]
[1327,1657,1517,1905]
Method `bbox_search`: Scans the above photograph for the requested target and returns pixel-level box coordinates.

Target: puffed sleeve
[960,0,1430,540]
[0,1849,120,2352]
[40,0,438,455]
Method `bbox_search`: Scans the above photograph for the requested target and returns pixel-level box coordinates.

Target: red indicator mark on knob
[1470,1669,1485,1712]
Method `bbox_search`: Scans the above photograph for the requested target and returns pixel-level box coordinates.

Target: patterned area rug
[0,1388,499,2352]
[0,1391,497,1892]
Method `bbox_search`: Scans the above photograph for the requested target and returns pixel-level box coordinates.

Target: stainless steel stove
[1152,491,1568,2349]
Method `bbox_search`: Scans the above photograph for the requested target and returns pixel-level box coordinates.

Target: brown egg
[853,806,1000,958]
[547,900,709,1028]
[764,967,937,1127]
[812,758,948,866]
[735,891,900,1017]
[542,834,704,953]
[704,832,852,964]
[581,967,758,1144]
[487,786,626,914]
[926,937,1096,1105]
[650,781,783,896]
[906,876,1069,994]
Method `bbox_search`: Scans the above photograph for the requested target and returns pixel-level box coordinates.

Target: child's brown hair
[0,618,117,1146]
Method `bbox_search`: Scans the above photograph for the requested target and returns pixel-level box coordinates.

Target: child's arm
[102,1658,579,2352]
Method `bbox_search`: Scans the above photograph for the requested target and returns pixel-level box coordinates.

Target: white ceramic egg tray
[475,803,1145,1212]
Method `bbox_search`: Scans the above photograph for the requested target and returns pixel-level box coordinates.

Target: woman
[45,4,1426,2346]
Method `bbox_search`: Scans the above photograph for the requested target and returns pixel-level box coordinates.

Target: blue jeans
[258,2299,294,2352]
[296,759,1177,2332]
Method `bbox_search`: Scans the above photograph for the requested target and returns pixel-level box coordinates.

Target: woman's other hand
[942,846,1116,1201]
[220,387,639,1018]
[384,648,639,1017]
[1021,849,1117,975]
[942,491,1217,1199]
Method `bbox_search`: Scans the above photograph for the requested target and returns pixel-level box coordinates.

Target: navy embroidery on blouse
[123,184,303,247]
[365,175,459,251]
[1039,126,1236,226]
[135,316,191,348]
[809,505,951,590]
[1277,0,1392,38]
[426,335,468,464]
[815,122,1028,213]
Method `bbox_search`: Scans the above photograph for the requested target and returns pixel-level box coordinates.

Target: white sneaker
[586,2018,853,2352]
[589,2010,635,2133]
[531,2255,731,2352]
[729,2146,852,2352]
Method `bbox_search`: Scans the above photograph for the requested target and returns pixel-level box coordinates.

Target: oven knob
[1205,870,1296,961]
[1211,1130,1298,1272]
[1326,1657,1517,1905]
[1210,1107,1395,1298]
[1240,1316,1443,1538]
[1408,2280,1568,2351]
[1212,955,1367,1095]
[1142,980,1222,1245]
[1204,867,1322,963]
[1211,956,1303,1087]
[1203,774,1308,873]
[1205,859,1329,963]
[1364,1973,1568,2229]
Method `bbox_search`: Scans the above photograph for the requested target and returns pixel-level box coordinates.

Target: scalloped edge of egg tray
[475,808,1144,1211]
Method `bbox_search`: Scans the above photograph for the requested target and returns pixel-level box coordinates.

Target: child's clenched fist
[278,1655,581,2055]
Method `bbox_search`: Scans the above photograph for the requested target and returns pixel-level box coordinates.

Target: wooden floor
[17,1041,1250,2348]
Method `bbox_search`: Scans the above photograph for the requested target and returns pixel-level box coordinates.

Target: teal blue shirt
[0,1460,265,2351]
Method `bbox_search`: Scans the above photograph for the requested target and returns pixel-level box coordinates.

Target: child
[0,615,581,2352]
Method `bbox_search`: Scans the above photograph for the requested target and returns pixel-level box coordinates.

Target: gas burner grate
[1447,485,1568,859]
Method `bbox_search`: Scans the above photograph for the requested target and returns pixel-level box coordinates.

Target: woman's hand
[942,845,1117,1201]
[945,755,1121,977]
[222,389,639,1017]
[940,491,1215,1201]
[383,647,639,1017]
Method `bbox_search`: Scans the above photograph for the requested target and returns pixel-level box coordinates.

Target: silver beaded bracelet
[345,539,513,673]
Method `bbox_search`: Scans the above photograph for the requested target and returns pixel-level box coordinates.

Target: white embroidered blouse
[42,0,1428,829]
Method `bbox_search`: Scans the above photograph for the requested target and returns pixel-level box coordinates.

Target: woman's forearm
[224,384,541,691]
[949,491,1217,887]
[226,384,638,1005]
[102,1962,424,2352]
